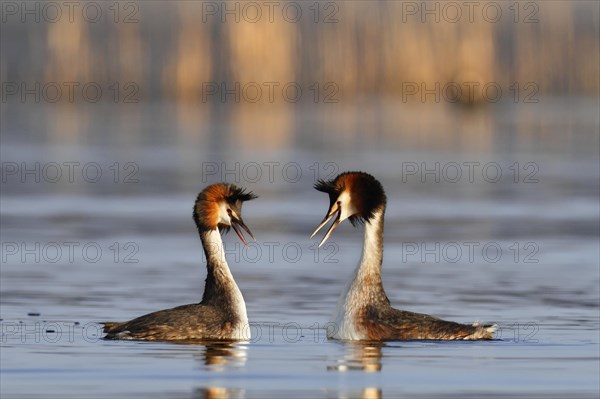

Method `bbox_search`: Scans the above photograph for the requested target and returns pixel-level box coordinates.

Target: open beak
[231,216,255,246]
[310,202,342,247]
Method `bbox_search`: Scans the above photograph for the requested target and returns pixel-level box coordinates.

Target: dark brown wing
[361,305,492,340]
[101,303,234,341]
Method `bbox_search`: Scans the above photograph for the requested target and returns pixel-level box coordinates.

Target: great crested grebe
[311,171,496,341]
[102,183,257,341]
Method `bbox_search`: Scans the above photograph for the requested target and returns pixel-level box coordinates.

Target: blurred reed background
[1,0,598,150]
[2,1,598,97]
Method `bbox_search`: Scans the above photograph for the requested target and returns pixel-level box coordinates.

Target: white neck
[329,208,386,339]
[357,208,385,279]
[202,229,249,339]
[203,228,230,272]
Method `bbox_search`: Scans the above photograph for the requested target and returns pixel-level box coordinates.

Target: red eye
[227,209,232,216]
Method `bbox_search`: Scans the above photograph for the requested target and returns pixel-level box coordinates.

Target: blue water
[1,100,599,398]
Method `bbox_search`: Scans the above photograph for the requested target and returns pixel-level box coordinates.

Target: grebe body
[312,172,496,341]
[102,183,256,341]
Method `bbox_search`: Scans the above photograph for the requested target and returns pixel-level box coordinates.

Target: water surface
[1,100,599,398]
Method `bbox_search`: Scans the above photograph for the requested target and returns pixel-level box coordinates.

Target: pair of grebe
[102,172,495,341]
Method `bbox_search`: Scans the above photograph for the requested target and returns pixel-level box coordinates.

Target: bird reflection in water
[191,341,248,399]
[193,387,245,399]
[327,343,383,399]
[191,340,248,370]
[328,341,384,373]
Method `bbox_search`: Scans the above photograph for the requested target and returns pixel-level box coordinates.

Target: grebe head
[311,171,386,247]
[194,183,258,244]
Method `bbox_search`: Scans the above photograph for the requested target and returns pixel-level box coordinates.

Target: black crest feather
[314,179,337,195]
[226,185,258,203]
[314,171,387,226]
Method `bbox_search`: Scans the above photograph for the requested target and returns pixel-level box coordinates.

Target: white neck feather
[357,208,384,279]
[203,229,249,339]
[329,208,385,339]
[204,228,230,272]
